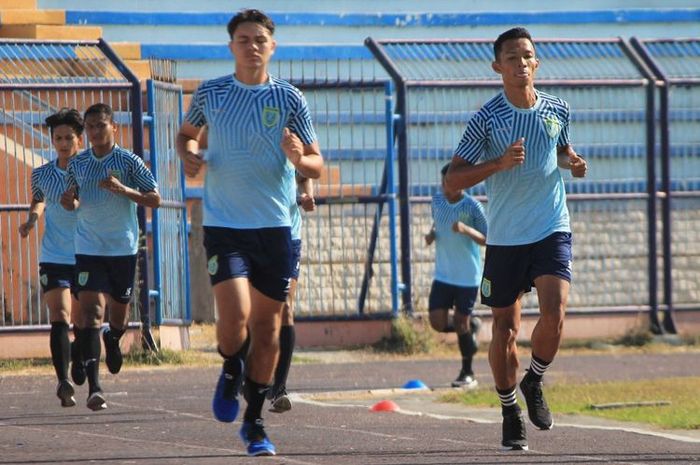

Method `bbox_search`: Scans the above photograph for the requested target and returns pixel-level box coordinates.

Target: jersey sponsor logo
[262,106,280,128]
[40,273,48,286]
[481,277,491,298]
[544,115,561,139]
[207,255,219,276]
[78,271,89,286]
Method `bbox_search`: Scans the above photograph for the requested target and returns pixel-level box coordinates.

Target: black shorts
[39,263,75,294]
[203,226,293,303]
[428,280,478,316]
[75,254,138,304]
[481,231,572,308]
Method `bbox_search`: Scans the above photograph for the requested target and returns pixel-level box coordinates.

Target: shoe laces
[527,378,547,409]
[246,419,267,442]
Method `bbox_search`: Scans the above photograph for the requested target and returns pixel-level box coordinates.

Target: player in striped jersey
[61,103,161,411]
[267,174,315,414]
[176,9,323,457]
[446,27,587,451]
[424,163,487,390]
[19,108,83,408]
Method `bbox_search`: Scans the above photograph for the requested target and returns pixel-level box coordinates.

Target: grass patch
[373,316,435,355]
[440,376,700,430]
[123,347,188,366]
[0,357,53,372]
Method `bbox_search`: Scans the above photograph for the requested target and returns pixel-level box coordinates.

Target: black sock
[274,325,295,391]
[497,385,520,415]
[81,328,102,394]
[457,333,477,374]
[220,336,249,375]
[243,377,270,423]
[108,324,125,340]
[438,324,455,333]
[526,353,551,382]
[50,322,70,381]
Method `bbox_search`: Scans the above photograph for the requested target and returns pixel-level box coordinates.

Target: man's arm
[282,128,323,179]
[557,144,587,178]
[18,199,45,237]
[445,138,526,191]
[98,176,162,209]
[452,222,487,246]
[296,173,316,212]
[176,122,206,178]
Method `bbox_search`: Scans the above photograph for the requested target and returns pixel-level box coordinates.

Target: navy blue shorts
[290,239,302,281]
[39,263,75,294]
[428,280,478,316]
[203,226,293,302]
[480,232,572,308]
[75,254,138,304]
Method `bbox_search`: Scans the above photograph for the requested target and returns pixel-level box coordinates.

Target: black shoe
[502,410,528,451]
[451,370,478,389]
[519,371,553,430]
[102,328,123,374]
[86,391,107,411]
[56,379,76,407]
[70,341,86,386]
[268,386,292,413]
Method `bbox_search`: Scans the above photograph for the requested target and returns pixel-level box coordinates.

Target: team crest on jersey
[78,272,89,286]
[207,255,219,276]
[262,106,280,128]
[40,273,48,286]
[544,115,560,139]
[481,277,491,298]
[108,169,122,181]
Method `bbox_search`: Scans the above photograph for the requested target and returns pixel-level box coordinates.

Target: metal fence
[0,39,189,339]
[365,37,691,332]
[146,60,190,327]
[3,36,699,331]
[631,38,700,332]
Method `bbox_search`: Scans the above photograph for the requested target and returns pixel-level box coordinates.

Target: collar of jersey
[231,73,272,90]
[500,89,542,113]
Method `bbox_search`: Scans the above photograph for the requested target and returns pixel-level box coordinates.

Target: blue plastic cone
[402,379,428,390]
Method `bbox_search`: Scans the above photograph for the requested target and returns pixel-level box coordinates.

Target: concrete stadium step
[0,0,36,9]
[0,24,101,40]
[0,9,63,25]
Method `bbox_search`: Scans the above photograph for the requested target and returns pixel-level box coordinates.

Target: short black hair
[494,27,534,60]
[440,162,451,178]
[227,9,275,39]
[45,108,84,136]
[84,103,113,122]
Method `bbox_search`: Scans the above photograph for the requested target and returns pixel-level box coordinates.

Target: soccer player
[61,103,161,411]
[267,174,315,413]
[445,27,587,451]
[18,108,84,407]
[175,9,323,457]
[424,163,487,390]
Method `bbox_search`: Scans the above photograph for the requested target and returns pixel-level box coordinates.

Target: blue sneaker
[212,362,243,423]
[239,419,277,456]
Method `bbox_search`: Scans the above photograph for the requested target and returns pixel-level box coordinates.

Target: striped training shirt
[455,90,571,246]
[30,159,77,264]
[431,191,487,287]
[66,145,158,256]
[185,74,317,229]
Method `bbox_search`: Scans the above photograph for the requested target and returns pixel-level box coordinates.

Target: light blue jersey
[30,160,77,264]
[455,90,571,246]
[431,192,487,287]
[290,196,302,241]
[66,145,158,256]
[185,74,317,229]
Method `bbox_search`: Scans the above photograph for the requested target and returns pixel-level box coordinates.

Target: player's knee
[492,317,519,342]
